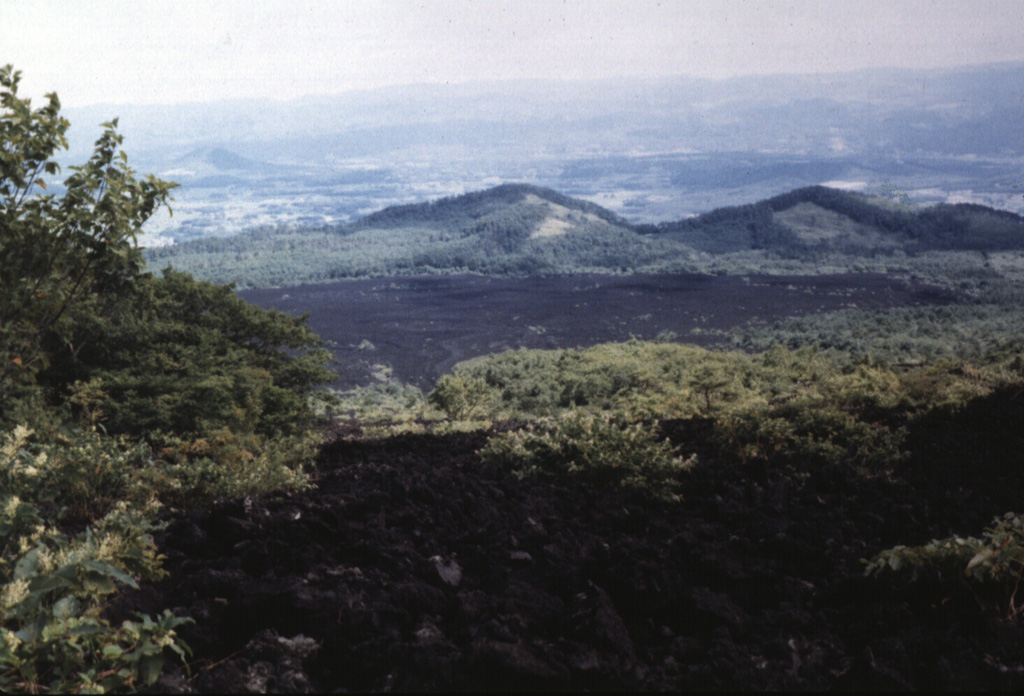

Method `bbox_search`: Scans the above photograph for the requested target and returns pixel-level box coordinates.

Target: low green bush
[429,374,494,420]
[715,397,908,475]
[149,428,315,506]
[0,426,191,693]
[333,365,437,424]
[865,512,1024,621]
[40,269,333,440]
[479,410,694,501]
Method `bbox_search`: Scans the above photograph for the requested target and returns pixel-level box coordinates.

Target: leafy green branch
[865,512,1024,621]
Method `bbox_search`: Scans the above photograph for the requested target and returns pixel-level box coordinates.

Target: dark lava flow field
[101,272,1022,693]
[239,273,952,389]
[112,388,1024,692]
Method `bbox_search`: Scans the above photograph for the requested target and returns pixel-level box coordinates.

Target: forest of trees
[147,182,1024,290]
[145,186,686,287]
[643,185,1024,254]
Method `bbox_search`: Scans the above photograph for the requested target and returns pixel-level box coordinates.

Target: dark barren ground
[104,271,1022,692]
[239,273,952,389]
[112,386,1024,692]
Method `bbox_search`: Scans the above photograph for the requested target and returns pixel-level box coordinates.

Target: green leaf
[82,571,116,595]
[13,549,41,580]
[30,572,74,594]
[15,614,48,643]
[966,547,996,575]
[137,654,165,685]
[67,621,108,637]
[82,559,139,588]
[52,595,80,620]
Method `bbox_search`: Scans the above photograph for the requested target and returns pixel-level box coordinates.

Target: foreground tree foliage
[1,66,331,692]
[0,66,173,406]
[43,268,332,439]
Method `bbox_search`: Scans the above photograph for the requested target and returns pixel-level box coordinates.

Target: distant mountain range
[63,63,1024,243]
[69,62,1024,165]
[145,183,1024,289]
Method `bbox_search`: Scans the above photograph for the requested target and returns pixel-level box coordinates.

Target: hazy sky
[4,0,1024,107]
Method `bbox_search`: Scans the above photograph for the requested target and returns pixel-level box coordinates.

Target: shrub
[865,512,1024,620]
[429,374,493,420]
[0,64,332,692]
[0,426,190,693]
[149,429,315,506]
[0,65,174,411]
[42,269,334,440]
[715,397,908,475]
[334,365,434,423]
[479,410,694,501]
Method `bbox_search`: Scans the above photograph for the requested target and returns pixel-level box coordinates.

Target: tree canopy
[1,66,333,691]
[0,63,332,434]
[1,66,177,397]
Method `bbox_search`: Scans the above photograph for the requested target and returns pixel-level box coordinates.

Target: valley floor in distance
[239,273,954,389]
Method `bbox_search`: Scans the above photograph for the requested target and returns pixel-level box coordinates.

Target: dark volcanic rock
[113,410,1024,692]
[239,272,953,389]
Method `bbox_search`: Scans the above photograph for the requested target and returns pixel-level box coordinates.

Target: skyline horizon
[5,0,1024,108]
[49,57,1024,111]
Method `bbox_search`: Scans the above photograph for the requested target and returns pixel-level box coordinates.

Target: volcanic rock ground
[239,273,952,390]
[114,387,1024,692]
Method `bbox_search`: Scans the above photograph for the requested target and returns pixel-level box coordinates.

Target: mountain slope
[351,183,633,231]
[645,186,1024,255]
[145,184,687,287]
[145,184,1024,289]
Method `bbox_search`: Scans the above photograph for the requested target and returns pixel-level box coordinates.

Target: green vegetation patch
[0,426,191,693]
[1,65,333,692]
[145,183,688,288]
[425,338,1024,502]
[437,339,1009,422]
[865,512,1024,621]
[480,410,694,502]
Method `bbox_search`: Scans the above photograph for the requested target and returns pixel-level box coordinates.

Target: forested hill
[352,183,634,230]
[145,184,1024,289]
[144,183,679,287]
[643,185,1024,255]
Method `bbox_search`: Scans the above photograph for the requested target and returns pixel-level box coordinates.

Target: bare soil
[112,385,1024,692]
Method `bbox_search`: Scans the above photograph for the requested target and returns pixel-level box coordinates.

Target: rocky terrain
[240,272,951,389]
[112,386,1024,692]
